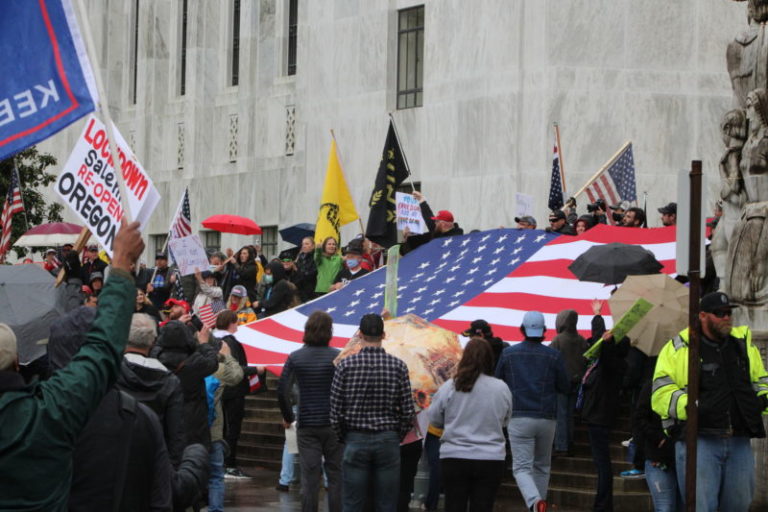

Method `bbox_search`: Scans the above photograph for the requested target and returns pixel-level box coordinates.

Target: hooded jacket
[153,321,219,446]
[116,352,186,466]
[549,310,589,387]
[259,260,295,318]
[233,247,258,302]
[581,315,629,427]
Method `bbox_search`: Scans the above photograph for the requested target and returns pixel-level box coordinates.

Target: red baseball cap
[163,298,191,313]
[431,210,454,223]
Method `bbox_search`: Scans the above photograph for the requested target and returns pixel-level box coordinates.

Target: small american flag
[584,142,637,207]
[169,188,192,239]
[198,300,226,328]
[548,133,564,211]
[0,166,25,258]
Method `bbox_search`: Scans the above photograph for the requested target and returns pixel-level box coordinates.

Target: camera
[612,212,624,223]
[586,199,606,213]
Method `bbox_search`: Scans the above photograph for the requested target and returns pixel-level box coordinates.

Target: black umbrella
[568,242,663,285]
[279,223,315,247]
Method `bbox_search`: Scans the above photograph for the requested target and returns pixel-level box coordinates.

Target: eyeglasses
[710,309,733,319]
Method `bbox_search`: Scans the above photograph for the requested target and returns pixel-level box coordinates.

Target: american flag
[169,188,192,239]
[0,166,25,258]
[235,224,676,374]
[584,142,637,207]
[198,300,226,328]
[548,134,564,211]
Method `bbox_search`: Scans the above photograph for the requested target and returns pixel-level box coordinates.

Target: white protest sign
[55,114,161,256]
[516,193,534,217]
[168,235,210,276]
[396,192,427,234]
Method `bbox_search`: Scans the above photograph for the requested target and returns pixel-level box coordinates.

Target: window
[179,0,188,96]
[287,0,298,75]
[201,231,221,254]
[397,6,424,109]
[150,234,168,261]
[231,0,241,86]
[129,0,139,104]
[260,226,278,260]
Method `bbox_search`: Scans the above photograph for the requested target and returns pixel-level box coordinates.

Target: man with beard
[652,292,768,511]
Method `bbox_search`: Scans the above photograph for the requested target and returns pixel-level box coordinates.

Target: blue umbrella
[279,223,315,246]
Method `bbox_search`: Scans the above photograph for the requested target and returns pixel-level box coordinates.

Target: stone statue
[727,0,768,108]
[725,89,768,312]
[712,109,747,283]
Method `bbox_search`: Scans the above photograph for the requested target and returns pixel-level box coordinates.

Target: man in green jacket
[651,291,768,512]
[0,220,145,511]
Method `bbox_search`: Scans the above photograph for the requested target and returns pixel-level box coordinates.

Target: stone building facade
[39,0,745,258]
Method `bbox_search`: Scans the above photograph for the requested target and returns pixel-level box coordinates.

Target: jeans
[280,442,296,486]
[644,460,681,512]
[441,458,504,512]
[587,424,613,511]
[208,440,226,512]
[675,436,755,512]
[398,440,423,512]
[342,431,400,512]
[298,426,343,512]
[507,417,556,509]
[424,433,441,510]
[555,392,577,452]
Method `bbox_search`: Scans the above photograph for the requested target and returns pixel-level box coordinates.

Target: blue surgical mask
[264,274,274,284]
[346,259,359,269]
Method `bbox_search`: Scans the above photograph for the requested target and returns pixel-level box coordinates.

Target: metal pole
[685,160,703,511]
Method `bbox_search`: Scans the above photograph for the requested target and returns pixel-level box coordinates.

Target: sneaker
[620,468,645,479]
[621,437,633,448]
[275,483,290,492]
[225,467,250,479]
[534,499,548,512]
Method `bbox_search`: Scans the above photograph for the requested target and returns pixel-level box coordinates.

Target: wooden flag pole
[55,228,92,287]
[388,113,416,193]
[573,140,632,199]
[554,122,567,195]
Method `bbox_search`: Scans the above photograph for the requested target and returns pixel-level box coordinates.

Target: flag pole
[554,122,567,195]
[150,187,187,283]
[388,113,416,193]
[573,140,632,199]
[12,160,30,233]
[74,0,133,224]
[328,130,366,238]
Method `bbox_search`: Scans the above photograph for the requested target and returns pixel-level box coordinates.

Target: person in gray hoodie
[549,309,589,456]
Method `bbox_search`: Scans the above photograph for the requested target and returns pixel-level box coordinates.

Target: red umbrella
[202,214,262,235]
[14,222,83,247]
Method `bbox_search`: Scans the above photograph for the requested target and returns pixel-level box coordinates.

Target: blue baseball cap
[522,311,546,337]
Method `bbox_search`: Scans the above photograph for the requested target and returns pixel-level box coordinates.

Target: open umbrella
[202,214,262,235]
[0,264,64,364]
[568,242,663,285]
[279,223,315,247]
[609,274,689,356]
[14,222,82,247]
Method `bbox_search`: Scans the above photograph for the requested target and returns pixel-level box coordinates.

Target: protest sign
[583,297,653,359]
[515,193,534,217]
[0,0,98,161]
[168,235,210,276]
[396,192,427,234]
[55,114,160,256]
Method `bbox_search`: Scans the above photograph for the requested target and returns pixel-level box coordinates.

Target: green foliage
[0,146,63,258]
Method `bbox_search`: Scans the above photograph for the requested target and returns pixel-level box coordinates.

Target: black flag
[366,121,410,248]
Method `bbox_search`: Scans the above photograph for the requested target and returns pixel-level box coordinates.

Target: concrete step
[238,441,284,460]
[498,482,653,511]
[239,431,285,447]
[550,455,634,474]
[241,418,285,436]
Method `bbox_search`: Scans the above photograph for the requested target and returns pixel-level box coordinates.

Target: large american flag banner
[169,188,192,239]
[0,166,25,258]
[236,224,676,374]
[584,142,637,206]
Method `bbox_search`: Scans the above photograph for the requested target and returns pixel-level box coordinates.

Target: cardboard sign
[515,193,534,217]
[396,192,427,234]
[168,235,210,276]
[55,115,160,256]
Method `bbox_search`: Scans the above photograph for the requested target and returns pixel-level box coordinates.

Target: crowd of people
[0,191,764,512]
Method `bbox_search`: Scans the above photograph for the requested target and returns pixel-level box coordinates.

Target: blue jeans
[644,460,681,512]
[675,437,755,512]
[555,392,576,452]
[279,442,296,486]
[424,433,441,510]
[342,431,400,512]
[208,440,226,512]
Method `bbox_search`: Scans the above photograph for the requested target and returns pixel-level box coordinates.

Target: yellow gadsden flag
[315,138,359,245]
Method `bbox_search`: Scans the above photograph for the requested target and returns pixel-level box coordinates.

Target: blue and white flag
[0,0,98,161]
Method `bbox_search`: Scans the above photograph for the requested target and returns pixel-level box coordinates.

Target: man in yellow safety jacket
[652,291,768,512]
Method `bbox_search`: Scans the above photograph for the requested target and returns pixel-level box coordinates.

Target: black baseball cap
[462,319,492,337]
[700,292,739,313]
[549,210,566,221]
[658,202,677,215]
[359,314,384,337]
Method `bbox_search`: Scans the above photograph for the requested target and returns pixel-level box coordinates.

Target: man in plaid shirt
[330,313,415,511]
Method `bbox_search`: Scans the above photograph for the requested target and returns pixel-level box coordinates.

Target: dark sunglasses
[710,309,733,319]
